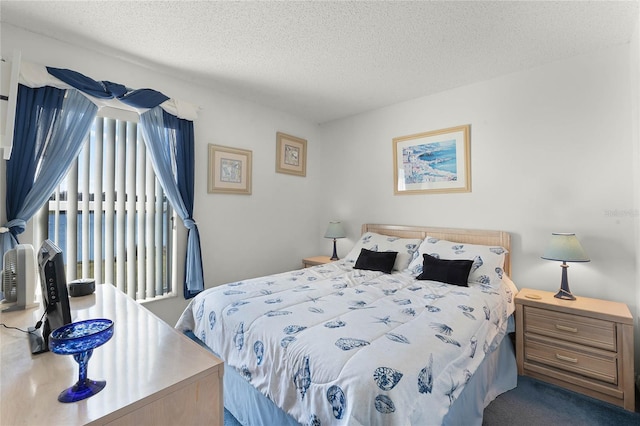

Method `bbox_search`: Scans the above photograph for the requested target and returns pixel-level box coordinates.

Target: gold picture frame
[276,132,307,177]
[393,124,471,195]
[208,144,252,195]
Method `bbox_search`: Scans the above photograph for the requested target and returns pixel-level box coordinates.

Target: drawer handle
[555,324,578,333]
[556,354,578,363]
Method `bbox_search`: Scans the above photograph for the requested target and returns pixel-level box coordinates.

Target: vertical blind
[46,116,173,301]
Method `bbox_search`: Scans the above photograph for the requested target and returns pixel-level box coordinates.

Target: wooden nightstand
[515,288,635,411]
[302,255,334,268]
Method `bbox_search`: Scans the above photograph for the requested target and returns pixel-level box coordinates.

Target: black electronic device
[68,278,95,297]
[29,240,72,354]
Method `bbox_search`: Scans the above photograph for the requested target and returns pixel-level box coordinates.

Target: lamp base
[554,288,576,300]
[554,263,576,300]
[330,239,339,261]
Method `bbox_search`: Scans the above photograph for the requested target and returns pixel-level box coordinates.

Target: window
[39,115,176,301]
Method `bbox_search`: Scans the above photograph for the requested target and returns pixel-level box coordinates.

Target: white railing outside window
[42,116,174,301]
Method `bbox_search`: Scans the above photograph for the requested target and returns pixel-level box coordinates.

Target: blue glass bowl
[49,319,114,403]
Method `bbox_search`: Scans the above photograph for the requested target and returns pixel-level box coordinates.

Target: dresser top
[516,288,633,324]
[0,283,222,425]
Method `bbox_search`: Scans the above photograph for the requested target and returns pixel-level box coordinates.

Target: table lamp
[541,233,590,300]
[324,221,346,260]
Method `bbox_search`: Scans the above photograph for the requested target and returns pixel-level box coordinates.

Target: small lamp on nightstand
[324,221,346,260]
[541,233,590,300]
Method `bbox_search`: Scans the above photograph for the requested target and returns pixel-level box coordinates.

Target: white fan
[1,244,38,311]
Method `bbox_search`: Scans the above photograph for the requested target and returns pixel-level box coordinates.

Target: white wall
[319,45,638,359]
[0,24,323,325]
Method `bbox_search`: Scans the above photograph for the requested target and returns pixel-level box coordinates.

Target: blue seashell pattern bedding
[177,259,517,425]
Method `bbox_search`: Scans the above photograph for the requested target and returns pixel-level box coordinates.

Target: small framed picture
[276,132,307,177]
[208,144,252,195]
[393,124,471,195]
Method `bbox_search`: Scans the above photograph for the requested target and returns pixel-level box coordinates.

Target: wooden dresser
[515,288,635,411]
[0,283,223,425]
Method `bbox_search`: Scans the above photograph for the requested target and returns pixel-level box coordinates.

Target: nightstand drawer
[524,335,618,384]
[524,306,616,351]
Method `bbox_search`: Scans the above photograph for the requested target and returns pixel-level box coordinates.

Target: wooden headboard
[362,224,511,276]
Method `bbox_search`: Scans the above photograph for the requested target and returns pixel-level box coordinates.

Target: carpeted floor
[224,375,640,425]
[483,376,640,426]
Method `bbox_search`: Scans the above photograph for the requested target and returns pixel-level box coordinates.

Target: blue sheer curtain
[1,87,98,265]
[139,106,204,298]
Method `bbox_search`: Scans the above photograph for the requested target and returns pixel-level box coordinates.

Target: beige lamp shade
[541,233,590,263]
[324,221,346,239]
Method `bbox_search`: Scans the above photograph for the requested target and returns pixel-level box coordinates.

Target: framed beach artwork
[276,132,307,177]
[393,124,470,195]
[208,144,252,195]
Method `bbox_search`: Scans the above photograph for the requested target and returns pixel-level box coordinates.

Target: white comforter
[176,261,517,426]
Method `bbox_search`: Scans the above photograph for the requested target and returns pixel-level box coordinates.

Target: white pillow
[344,232,422,271]
[407,236,507,285]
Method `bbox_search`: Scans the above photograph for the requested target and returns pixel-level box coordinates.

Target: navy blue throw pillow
[354,248,398,274]
[416,253,473,286]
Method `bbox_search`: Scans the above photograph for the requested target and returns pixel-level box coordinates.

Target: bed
[176,224,518,425]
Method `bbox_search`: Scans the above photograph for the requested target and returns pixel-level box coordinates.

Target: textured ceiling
[1,1,638,123]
